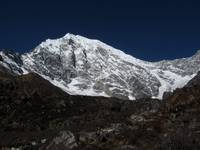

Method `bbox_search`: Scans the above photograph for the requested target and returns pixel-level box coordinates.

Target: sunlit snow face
[0,34,198,100]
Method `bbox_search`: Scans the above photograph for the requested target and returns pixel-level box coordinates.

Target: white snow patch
[128,95,136,100]
[151,69,195,99]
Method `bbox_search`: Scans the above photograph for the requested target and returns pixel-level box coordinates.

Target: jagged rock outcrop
[185,71,200,88]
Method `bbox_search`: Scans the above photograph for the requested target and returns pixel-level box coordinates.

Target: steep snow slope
[0,34,198,100]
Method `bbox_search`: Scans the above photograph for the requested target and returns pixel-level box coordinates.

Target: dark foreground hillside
[0,67,200,150]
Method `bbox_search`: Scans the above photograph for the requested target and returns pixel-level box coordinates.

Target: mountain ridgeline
[0,33,200,100]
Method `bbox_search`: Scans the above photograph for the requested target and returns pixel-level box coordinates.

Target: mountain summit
[0,34,198,99]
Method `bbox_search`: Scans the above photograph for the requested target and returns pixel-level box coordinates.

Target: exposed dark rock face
[162,91,173,99]
[185,71,200,87]
[0,55,3,61]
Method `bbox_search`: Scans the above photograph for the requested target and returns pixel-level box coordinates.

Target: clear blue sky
[0,0,200,61]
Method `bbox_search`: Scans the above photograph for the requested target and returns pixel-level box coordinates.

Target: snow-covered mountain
[0,33,199,100]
